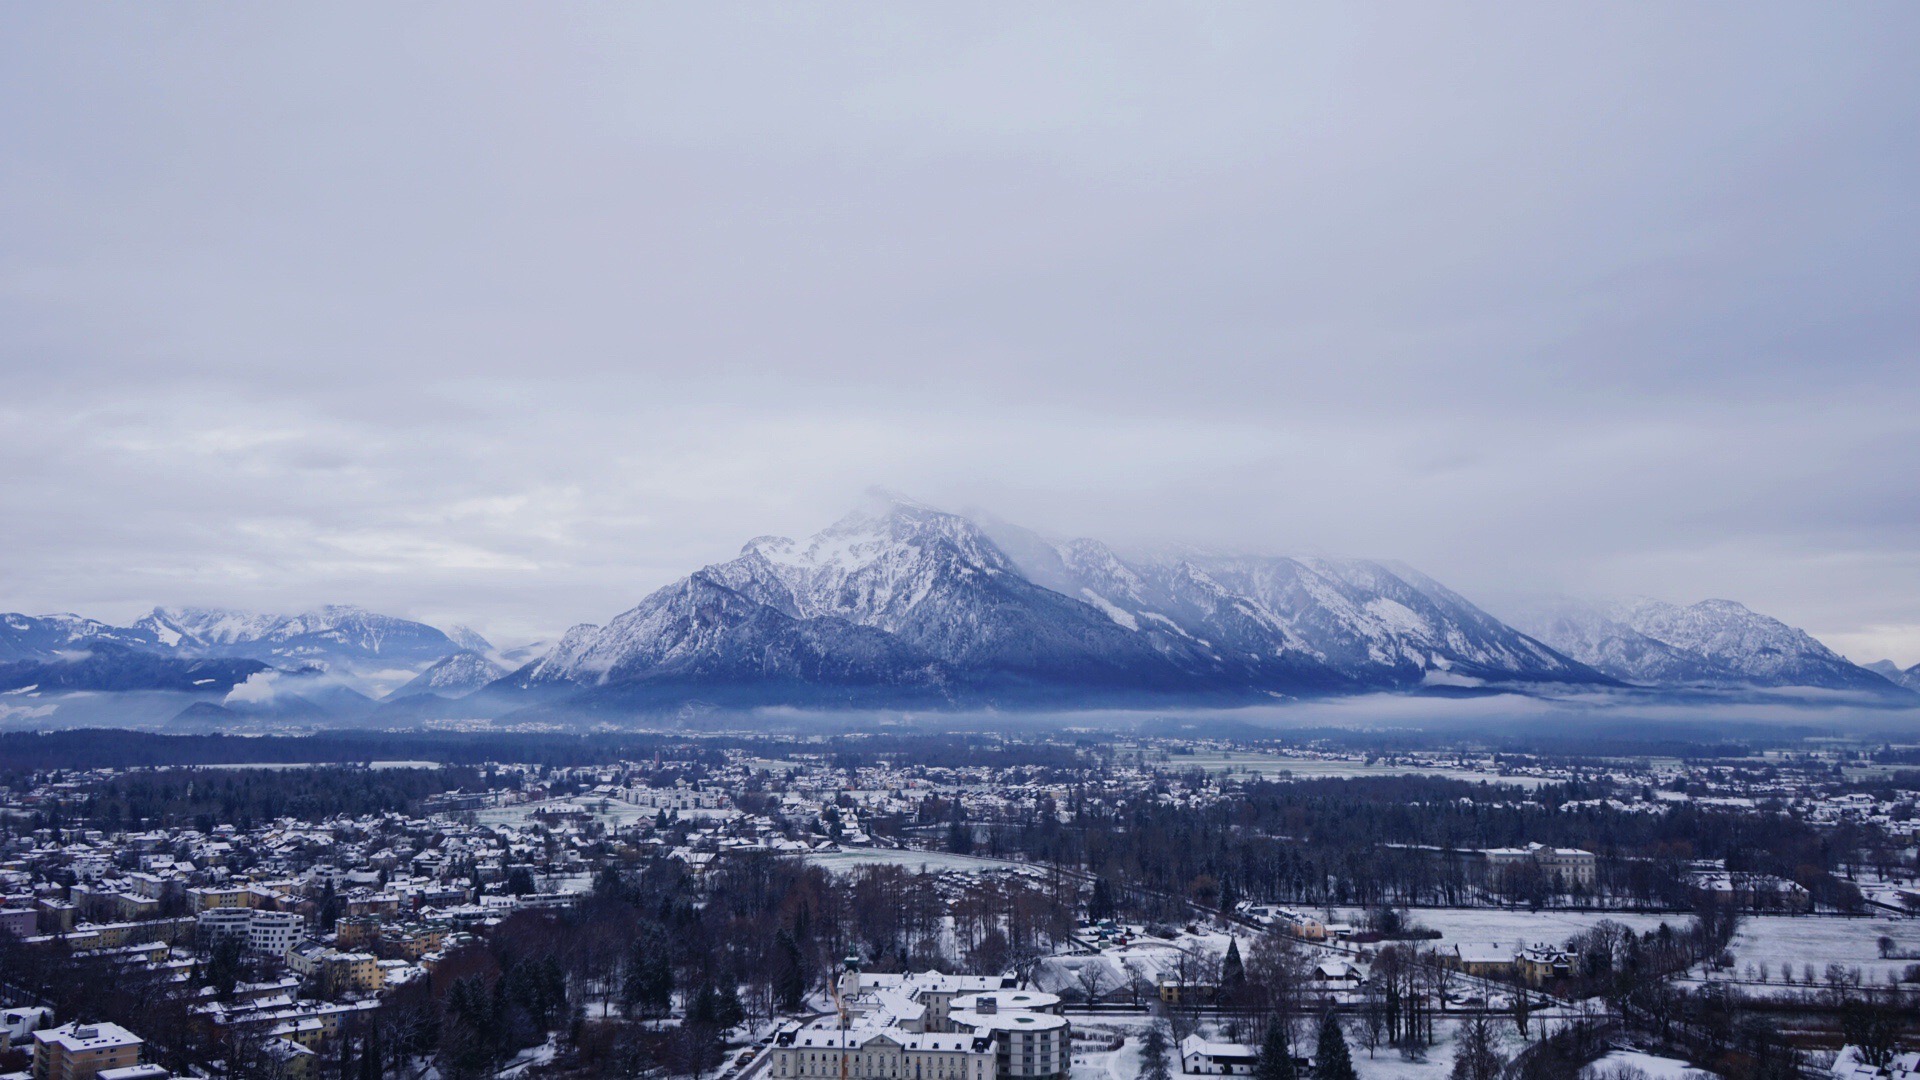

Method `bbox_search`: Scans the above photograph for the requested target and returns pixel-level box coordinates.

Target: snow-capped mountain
[511,570,951,707]
[1865,660,1920,692]
[444,625,496,655]
[0,641,268,694]
[0,612,161,661]
[502,496,1608,708]
[8,498,1909,719]
[135,605,460,666]
[0,605,474,704]
[388,650,510,700]
[995,528,1597,690]
[1514,597,1904,694]
[1507,601,1738,685]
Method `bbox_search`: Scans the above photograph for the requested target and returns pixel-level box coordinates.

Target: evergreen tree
[623,931,675,1018]
[945,815,973,855]
[505,866,536,896]
[1310,1012,1355,1080]
[205,934,244,1000]
[1139,1020,1172,1080]
[773,929,808,1011]
[358,1024,381,1080]
[1222,939,1246,990]
[1088,878,1116,922]
[1254,1020,1297,1080]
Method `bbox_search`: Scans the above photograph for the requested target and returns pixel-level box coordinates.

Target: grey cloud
[1,4,1917,660]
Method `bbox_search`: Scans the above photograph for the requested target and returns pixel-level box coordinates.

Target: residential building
[31,1022,143,1080]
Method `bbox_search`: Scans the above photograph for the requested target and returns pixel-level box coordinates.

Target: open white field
[1580,1050,1711,1079]
[803,848,1035,876]
[472,794,725,830]
[1065,1015,1492,1080]
[1699,913,1920,986]
[1169,752,1551,789]
[1330,907,1683,947]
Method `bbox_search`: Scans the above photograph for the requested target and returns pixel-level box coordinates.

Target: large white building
[248,911,304,957]
[196,907,305,956]
[1483,843,1596,888]
[946,994,1068,1080]
[771,971,1068,1080]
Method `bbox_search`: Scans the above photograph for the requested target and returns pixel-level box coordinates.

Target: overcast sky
[3,5,1917,660]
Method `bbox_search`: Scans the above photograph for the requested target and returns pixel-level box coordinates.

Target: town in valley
[1,728,1916,1080]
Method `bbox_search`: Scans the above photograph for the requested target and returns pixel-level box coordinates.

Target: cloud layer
[2,5,1917,660]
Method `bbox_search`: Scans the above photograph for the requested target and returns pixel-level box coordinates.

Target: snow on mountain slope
[517,500,1198,701]
[509,570,948,705]
[982,517,1600,690]
[388,650,510,699]
[1518,596,1905,693]
[1864,660,1920,692]
[0,642,268,694]
[514,496,1608,708]
[0,613,160,661]
[444,625,495,655]
[1607,598,1898,691]
[135,605,459,665]
[1508,601,1734,685]
[699,500,1194,688]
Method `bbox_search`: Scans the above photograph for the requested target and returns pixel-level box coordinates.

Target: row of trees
[898,773,1878,915]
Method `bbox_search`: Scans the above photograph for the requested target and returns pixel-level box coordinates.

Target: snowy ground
[803,848,1036,876]
[1683,913,1920,992]
[1579,1049,1712,1079]
[470,793,746,832]
[1068,1018,1147,1080]
[1330,907,1686,949]
[1168,753,1552,789]
[1065,1016,1529,1080]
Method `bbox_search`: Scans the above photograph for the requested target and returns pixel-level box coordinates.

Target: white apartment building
[197,907,305,956]
[248,911,303,957]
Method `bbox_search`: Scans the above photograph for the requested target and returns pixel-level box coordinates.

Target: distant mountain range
[1,495,1911,726]
[486,495,1911,711]
[0,606,526,726]
[1865,659,1920,693]
[1507,596,1904,694]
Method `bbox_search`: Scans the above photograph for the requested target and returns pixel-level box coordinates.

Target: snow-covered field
[1171,753,1551,789]
[1066,1017,1518,1080]
[472,794,739,830]
[1580,1050,1711,1079]
[1330,907,1684,947]
[1691,913,1920,987]
[803,848,1034,876]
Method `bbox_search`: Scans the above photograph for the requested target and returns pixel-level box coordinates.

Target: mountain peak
[1521,594,1904,695]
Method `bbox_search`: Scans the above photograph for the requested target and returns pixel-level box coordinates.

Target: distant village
[0,735,1916,1079]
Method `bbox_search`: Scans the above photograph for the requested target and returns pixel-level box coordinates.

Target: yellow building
[188,886,254,913]
[381,923,447,960]
[1447,943,1515,978]
[321,951,382,994]
[31,1021,144,1080]
[334,915,381,950]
